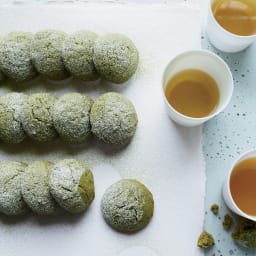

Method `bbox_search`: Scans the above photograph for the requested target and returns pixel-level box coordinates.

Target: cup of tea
[223,150,256,221]
[162,50,233,126]
[206,0,256,52]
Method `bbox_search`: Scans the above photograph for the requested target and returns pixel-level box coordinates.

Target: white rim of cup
[225,149,256,221]
[162,49,233,122]
[208,0,256,39]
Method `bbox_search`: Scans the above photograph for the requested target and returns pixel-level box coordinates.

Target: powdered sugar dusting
[0,4,204,256]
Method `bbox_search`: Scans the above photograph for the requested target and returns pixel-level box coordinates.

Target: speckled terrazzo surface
[202,34,256,255]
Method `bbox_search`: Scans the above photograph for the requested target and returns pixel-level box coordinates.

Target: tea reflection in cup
[206,0,256,52]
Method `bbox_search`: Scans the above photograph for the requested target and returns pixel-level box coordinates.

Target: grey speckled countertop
[202,17,256,256]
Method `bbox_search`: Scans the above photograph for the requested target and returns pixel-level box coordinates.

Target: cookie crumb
[197,230,215,249]
[232,219,256,248]
[222,214,233,230]
[211,204,219,215]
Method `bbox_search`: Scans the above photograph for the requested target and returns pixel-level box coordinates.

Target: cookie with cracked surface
[31,30,69,80]
[21,160,59,215]
[0,161,29,215]
[0,93,28,143]
[51,93,93,144]
[90,92,138,145]
[62,30,99,81]
[49,159,95,213]
[101,179,154,233]
[93,33,139,83]
[0,32,37,82]
[19,93,58,142]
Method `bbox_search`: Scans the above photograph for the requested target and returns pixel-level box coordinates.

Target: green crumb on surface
[222,214,233,230]
[211,204,219,215]
[197,230,215,249]
[232,219,256,248]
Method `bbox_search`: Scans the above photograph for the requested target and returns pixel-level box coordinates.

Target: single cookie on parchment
[101,179,154,233]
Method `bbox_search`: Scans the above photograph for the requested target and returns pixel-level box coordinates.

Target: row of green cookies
[0,30,139,84]
[0,91,138,145]
[0,159,154,233]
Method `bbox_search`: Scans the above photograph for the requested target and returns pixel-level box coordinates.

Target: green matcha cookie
[0,161,29,215]
[62,30,99,81]
[101,179,154,233]
[51,93,93,144]
[93,33,139,83]
[0,32,37,82]
[0,93,28,143]
[31,30,69,80]
[232,219,256,248]
[21,160,59,215]
[20,93,58,142]
[90,92,138,145]
[49,159,95,213]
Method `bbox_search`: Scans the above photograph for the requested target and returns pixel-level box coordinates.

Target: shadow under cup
[162,50,233,127]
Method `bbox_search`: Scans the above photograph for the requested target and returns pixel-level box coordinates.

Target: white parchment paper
[0,4,205,256]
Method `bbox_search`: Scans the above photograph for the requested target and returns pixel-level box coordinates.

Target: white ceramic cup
[162,50,233,127]
[222,150,256,221]
[206,0,256,53]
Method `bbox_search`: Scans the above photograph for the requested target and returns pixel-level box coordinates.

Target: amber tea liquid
[230,157,256,216]
[165,69,220,118]
[212,0,256,36]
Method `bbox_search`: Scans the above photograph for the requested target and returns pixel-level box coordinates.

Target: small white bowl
[206,0,256,53]
[162,50,233,127]
[223,149,256,221]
